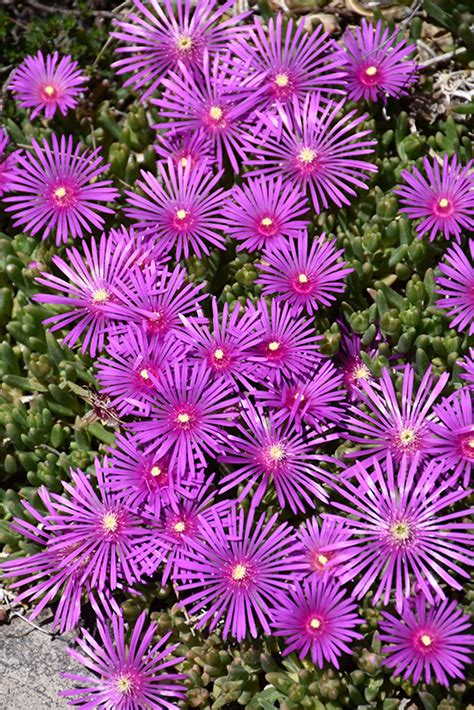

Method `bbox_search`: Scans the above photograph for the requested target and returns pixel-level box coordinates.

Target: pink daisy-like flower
[299,517,353,580]
[133,360,239,479]
[178,297,263,389]
[247,298,321,384]
[336,324,377,400]
[254,359,346,433]
[380,597,474,686]
[124,159,229,259]
[112,0,249,100]
[395,154,474,242]
[152,52,259,172]
[175,505,306,641]
[461,348,474,386]
[3,135,118,245]
[272,577,362,666]
[222,174,309,252]
[34,231,136,356]
[0,128,19,195]
[244,92,377,213]
[61,611,186,708]
[327,455,474,611]
[154,129,212,171]
[344,364,448,463]
[257,232,352,315]
[220,400,333,512]
[429,389,474,486]
[435,239,474,335]
[342,19,417,103]
[9,51,87,119]
[231,13,346,108]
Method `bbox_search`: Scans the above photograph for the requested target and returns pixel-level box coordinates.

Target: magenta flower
[257,232,352,315]
[152,52,258,172]
[223,175,309,252]
[254,359,346,433]
[461,348,474,386]
[154,130,212,171]
[342,19,417,102]
[272,577,362,666]
[380,597,474,686]
[344,364,448,463]
[244,93,377,212]
[220,400,333,512]
[175,506,306,641]
[435,239,474,335]
[34,231,136,356]
[61,611,186,708]
[112,0,249,100]
[178,297,263,389]
[429,390,474,486]
[232,13,346,108]
[3,135,118,245]
[9,51,87,119]
[125,159,229,259]
[327,455,474,611]
[0,128,19,195]
[336,325,377,399]
[133,360,239,479]
[247,298,321,384]
[395,154,474,242]
[298,517,353,580]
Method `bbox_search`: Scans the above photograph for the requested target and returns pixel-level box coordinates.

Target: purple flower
[124,159,229,259]
[3,135,118,244]
[395,154,474,242]
[152,52,258,172]
[178,297,263,389]
[435,239,474,335]
[327,455,474,611]
[61,611,186,708]
[220,400,333,512]
[380,597,474,686]
[342,19,417,102]
[298,517,353,579]
[344,364,448,463]
[112,0,249,100]
[133,360,239,479]
[34,231,136,356]
[244,93,377,212]
[9,51,87,119]
[0,128,19,195]
[247,298,321,384]
[154,130,212,171]
[336,324,377,399]
[232,13,346,108]
[429,389,474,486]
[257,232,352,315]
[271,577,362,666]
[461,348,474,386]
[175,505,305,641]
[222,174,309,252]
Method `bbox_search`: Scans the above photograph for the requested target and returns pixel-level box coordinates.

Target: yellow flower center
[176,208,188,220]
[177,412,190,424]
[91,288,109,303]
[214,348,224,360]
[298,273,308,284]
[209,105,223,121]
[116,674,132,694]
[298,147,316,163]
[150,465,162,477]
[309,617,321,629]
[438,198,449,208]
[174,520,186,533]
[390,521,411,542]
[54,186,67,199]
[268,341,280,351]
[180,156,188,168]
[44,84,56,97]
[354,365,369,380]
[467,437,474,449]
[232,563,247,581]
[261,217,273,227]
[103,512,118,533]
[365,66,378,76]
[275,72,289,87]
[317,554,328,566]
[177,35,193,51]
[420,634,433,647]
[139,369,149,380]
[399,428,416,446]
[268,444,285,461]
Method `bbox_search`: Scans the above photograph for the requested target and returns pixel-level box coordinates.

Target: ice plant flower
[245,92,377,212]
[0,128,19,195]
[175,506,306,641]
[257,232,353,315]
[220,400,334,512]
[298,517,353,579]
[112,0,249,100]
[4,135,118,244]
[342,19,417,102]
[344,364,448,463]
[154,129,213,171]
[395,154,474,242]
[435,240,474,335]
[125,159,229,259]
[272,577,362,666]
[430,389,474,486]
[133,360,239,478]
[61,611,187,708]
[34,231,136,356]
[327,455,474,611]
[222,175,309,252]
[380,597,474,686]
[335,323,380,399]
[9,50,87,119]
[232,13,346,108]
[461,348,474,386]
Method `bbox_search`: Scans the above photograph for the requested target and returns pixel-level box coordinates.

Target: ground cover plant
[0,0,473,708]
